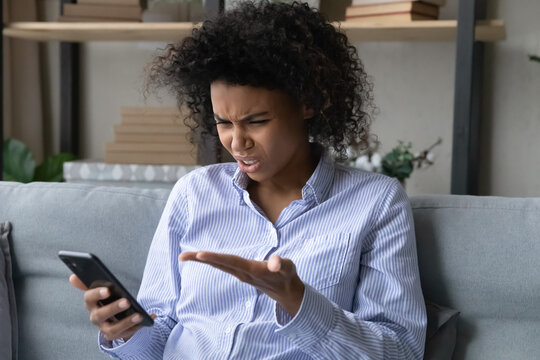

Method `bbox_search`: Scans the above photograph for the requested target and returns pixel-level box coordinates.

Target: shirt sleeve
[274,178,427,360]
[98,179,190,359]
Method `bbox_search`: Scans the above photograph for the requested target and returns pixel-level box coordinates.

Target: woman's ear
[303,106,315,120]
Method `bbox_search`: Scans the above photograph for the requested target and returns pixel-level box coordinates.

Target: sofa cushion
[0,182,171,360]
[411,195,540,359]
[424,300,459,360]
[0,221,18,360]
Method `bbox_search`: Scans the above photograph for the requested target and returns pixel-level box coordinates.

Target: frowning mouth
[235,157,261,173]
[241,160,257,165]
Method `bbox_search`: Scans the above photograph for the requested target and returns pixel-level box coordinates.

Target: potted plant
[339,137,442,187]
[2,138,76,183]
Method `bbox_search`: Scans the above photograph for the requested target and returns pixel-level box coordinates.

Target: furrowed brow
[214,112,270,122]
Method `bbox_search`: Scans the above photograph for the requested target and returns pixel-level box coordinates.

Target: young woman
[70,2,427,359]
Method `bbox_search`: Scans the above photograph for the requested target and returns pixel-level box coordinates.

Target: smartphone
[58,250,154,327]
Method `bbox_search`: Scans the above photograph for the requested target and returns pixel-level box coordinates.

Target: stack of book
[105,106,198,166]
[59,0,144,22]
[345,0,444,22]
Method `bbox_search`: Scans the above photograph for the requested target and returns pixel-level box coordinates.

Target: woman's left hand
[179,251,305,317]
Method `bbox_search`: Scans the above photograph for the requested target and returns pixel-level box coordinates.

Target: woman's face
[210,80,313,185]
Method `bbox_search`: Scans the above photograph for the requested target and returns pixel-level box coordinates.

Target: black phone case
[58,250,154,327]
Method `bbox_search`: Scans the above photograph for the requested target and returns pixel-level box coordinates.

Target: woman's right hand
[69,274,157,342]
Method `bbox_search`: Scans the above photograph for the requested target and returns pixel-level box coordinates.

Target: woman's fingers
[69,273,155,343]
[69,274,88,291]
[195,251,251,270]
[83,287,110,311]
[267,255,281,272]
[178,251,198,262]
[89,297,131,325]
[181,252,297,280]
[99,312,148,342]
[180,251,257,278]
[267,256,297,276]
[90,299,156,342]
[181,252,298,290]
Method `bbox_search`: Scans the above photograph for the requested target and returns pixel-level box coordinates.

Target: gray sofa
[0,181,539,359]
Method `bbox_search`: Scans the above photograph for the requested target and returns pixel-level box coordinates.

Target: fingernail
[100,288,108,297]
[119,299,129,309]
[132,314,142,323]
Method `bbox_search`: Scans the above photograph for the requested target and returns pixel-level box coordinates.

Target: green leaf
[2,138,35,183]
[381,144,414,182]
[34,153,77,182]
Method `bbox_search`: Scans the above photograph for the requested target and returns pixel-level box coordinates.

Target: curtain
[3,0,45,163]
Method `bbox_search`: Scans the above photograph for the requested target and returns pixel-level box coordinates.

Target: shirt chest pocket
[287,232,352,290]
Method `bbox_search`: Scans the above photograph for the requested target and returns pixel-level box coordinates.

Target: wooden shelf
[3,20,506,42]
[340,19,505,42]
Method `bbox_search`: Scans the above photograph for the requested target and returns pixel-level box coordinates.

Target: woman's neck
[249,144,320,198]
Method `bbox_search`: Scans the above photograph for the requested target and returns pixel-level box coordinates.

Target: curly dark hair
[145,0,375,160]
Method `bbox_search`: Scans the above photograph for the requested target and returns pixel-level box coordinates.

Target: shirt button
[245,301,251,308]
[289,333,297,340]
[225,327,231,334]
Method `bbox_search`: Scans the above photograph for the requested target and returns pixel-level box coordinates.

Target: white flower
[355,155,374,172]
[426,152,435,162]
[371,153,382,169]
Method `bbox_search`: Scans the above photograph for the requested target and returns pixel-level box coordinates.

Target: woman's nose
[231,127,253,152]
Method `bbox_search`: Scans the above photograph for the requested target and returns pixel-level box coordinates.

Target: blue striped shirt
[99,151,427,359]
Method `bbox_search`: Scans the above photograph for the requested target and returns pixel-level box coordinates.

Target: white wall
[41,0,540,196]
[80,41,177,159]
[480,0,540,197]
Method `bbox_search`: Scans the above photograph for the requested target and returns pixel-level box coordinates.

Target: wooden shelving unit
[0,0,507,193]
[3,20,506,42]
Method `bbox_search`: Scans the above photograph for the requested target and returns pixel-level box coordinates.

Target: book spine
[351,0,445,7]
[78,0,141,6]
[58,15,137,22]
[121,115,184,125]
[121,106,181,116]
[106,142,193,152]
[114,124,190,135]
[63,4,142,20]
[345,13,435,21]
[346,2,439,17]
[346,11,437,19]
[115,134,190,143]
[105,151,198,165]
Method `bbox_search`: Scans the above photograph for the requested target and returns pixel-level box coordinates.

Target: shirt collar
[232,146,335,206]
[232,167,250,202]
[302,149,334,205]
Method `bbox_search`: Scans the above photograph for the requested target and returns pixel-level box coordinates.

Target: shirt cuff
[274,284,335,347]
[98,325,154,357]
